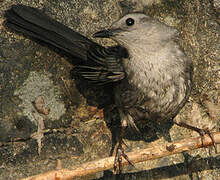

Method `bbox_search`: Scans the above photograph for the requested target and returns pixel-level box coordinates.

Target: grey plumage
[95,13,193,130]
[4,6,193,145]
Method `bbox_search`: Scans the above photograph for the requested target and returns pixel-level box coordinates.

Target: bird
[4,4,214,173]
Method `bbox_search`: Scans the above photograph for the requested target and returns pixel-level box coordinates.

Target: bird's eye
[125,18,135,26]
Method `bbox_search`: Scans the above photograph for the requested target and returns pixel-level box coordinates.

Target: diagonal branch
[21,132,220,180]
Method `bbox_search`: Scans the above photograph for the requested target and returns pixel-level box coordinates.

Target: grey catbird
[4,4,214,172]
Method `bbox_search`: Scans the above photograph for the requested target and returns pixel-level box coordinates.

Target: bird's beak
[93,29,113,38]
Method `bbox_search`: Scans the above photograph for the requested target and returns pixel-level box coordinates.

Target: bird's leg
[113,119,134,174]
[174,121,217,153]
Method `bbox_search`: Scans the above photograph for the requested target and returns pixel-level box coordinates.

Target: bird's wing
[73,45,128,85]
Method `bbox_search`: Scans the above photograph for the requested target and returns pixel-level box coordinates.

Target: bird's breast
[115,54,190,120]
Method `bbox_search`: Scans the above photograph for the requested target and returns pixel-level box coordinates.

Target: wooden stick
[21,132,220,180]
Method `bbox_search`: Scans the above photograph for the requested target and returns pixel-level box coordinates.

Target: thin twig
[21,132,220,180]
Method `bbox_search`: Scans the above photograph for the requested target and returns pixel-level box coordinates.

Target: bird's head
[93,13,177,48]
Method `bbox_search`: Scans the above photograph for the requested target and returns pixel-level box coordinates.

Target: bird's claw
[113,143,134,174]
[175,122,217,153]
[196,128,217,153]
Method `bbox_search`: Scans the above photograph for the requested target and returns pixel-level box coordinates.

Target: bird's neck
[123,40,167,72]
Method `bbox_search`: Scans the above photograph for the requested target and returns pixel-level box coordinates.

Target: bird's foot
[113,140,134,174]
[195,127,217,153]
[174,121,217,153]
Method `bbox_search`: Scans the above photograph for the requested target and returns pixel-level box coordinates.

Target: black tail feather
[4,4,98,61]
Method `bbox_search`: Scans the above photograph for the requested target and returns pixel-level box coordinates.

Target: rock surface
[0,0,219,179]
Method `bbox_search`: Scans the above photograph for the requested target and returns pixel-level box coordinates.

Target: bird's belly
[114,72,188,121]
